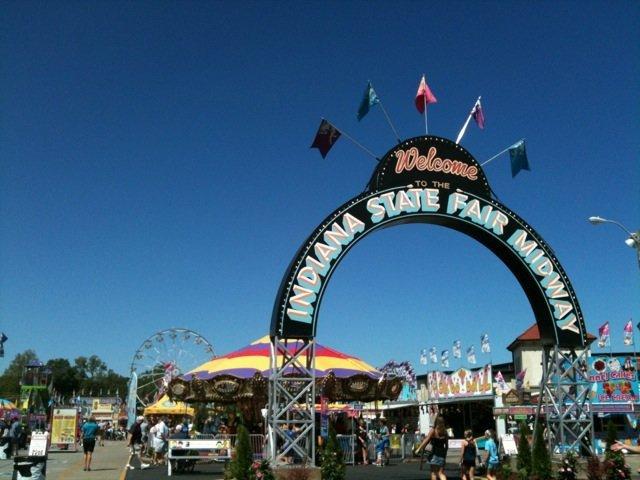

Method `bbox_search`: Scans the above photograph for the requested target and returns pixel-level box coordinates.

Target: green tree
[224,424,253,480]
[74,355,107,379]
[517,421,532,477]
[46,358,80,398]
[320,426,345,480]
[0,350,39,398]
[531,422,552,480]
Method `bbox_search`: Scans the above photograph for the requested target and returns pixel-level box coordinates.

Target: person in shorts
[484,429,500,480]
[459,429,477,480]
[414,415,449,480]
[125,416,150,470]
[81,416,99,472]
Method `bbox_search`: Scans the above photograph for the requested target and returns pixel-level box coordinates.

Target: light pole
[588,216,640,270]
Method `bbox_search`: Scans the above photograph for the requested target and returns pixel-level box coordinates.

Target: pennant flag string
[357,81,401,143]
[455,96,483,144]
[310,118,380,162]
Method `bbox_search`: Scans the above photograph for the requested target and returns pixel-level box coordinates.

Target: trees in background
[0,350,128,401]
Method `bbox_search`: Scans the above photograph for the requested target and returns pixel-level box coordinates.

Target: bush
[557,451,578,480]
[531,422,552,480]
[602,420,631,480]
[320,427,345,480]
[586,455,603,480]
[224,424,254,480]
[516,422,531,476]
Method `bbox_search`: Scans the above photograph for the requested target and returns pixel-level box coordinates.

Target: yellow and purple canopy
[181,335,381,381]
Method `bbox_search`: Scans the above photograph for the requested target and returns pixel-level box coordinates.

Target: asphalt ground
[0,443,639,479]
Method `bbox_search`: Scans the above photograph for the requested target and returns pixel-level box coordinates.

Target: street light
[588,216,640,270]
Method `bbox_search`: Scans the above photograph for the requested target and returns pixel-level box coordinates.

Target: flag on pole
[481,333,491,353]
[516,369,527,391]
[494,371,509,393]
[419,349,428,365]
[415,75,437,113]
[429,347,438,364]
[598,321,610,348]
[310,119,341,158]
[0,333,7,358]
[624,320,634,346]
[452,340,462,359]
[467,346,476,364]
[441,350,450,368]
[472,101,485,129]
[508,139,530,177]
[357,81,380,121]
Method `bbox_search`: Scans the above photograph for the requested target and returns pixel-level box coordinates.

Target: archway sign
[271,135,587,347]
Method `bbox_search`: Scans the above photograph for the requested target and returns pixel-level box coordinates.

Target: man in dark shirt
[126,416,149,470]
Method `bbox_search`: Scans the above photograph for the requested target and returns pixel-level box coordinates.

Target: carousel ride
[167,335,402,422]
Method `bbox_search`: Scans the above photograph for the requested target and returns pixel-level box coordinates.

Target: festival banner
[427,364,493,400]
[481,333,491,353]
[419,349,428,365]
[452,340,462,359]
[127,372,137,430]
[429,347,438,364]
[441,350,450,368]
[598,321,610,348]
[588,354,639,404]
[50,408,78,451]
[467,346,477,364]
[624,320,634,346]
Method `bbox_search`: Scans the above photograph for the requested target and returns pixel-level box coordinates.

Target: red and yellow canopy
[182,335,381,381]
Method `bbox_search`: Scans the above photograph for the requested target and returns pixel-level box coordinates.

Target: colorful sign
[426,364,493,400]
[588,355,639,403]
[271,135,586,348]
[50,408,78,450]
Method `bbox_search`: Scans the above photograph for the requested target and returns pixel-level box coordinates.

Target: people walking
[460,429,477,480]
[357,420,369,465]
[415,415,449,480]
[125,416,150,470]
[483,429,500,480]
[9,416,22,457]
[150,416,169,466]
[81,416,100,472]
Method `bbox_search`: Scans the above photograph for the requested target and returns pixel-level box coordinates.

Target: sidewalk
[0,440,132,480]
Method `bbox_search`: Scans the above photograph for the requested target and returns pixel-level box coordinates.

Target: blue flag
[356,81,380,121]
[509,139,530,177]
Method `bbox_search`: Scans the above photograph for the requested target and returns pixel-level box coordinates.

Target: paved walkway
[0,440,131,480]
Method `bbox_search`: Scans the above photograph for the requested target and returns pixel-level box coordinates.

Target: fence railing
[193,433,266,460]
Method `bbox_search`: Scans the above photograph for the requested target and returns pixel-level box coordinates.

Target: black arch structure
[271,136,587,348]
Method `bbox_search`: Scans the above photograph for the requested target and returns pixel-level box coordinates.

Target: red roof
[507,324,596,351]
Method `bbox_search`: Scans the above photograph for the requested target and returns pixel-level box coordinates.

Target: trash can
[12,455,47,480]
[0,437,11,460]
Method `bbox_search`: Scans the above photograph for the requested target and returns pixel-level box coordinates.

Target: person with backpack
[125,416,150,470]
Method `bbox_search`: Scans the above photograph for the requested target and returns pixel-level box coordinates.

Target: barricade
[206,434,266,460]
[336,435,355,465]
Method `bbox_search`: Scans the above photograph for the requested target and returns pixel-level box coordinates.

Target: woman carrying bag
[414,415,449,480]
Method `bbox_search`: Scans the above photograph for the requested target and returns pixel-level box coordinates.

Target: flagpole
[455,96,481,144]
[378,101,401,143]
[480,139,525,167]
[326,118,380,162]
[424,92,428,135]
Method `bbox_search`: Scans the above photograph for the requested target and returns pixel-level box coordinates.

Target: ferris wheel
[130,328,214,407]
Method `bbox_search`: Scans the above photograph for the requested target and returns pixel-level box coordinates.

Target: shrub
[531,422,553,480]
[320,426,345,480]
[224,424,254,480]
[516,422,532,476]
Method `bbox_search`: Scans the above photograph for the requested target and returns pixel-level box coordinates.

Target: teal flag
[356,81,380,121]
[509,139,530,177]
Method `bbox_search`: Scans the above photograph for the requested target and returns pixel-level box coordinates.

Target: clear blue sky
[1,1,638,377]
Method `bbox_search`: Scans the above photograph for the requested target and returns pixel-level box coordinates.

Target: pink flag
[598,321,610,348]
[415,75,437,113]
[472,102,485,129]
[624,320,634,346]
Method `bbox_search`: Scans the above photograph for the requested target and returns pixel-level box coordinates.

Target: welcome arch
[267,136,590,464]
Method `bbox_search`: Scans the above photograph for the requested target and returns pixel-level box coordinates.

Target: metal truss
[268,337,316,466]
[540,345,594,455]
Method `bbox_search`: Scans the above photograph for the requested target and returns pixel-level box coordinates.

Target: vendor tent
[143,394,194,417]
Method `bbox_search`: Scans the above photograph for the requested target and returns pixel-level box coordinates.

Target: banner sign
[588,354,639,403]
[271,136,586,348]
[50,408,78,450]
[426,364,493,400]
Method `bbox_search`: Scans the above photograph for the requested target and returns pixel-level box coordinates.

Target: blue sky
[1,1,638,377]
